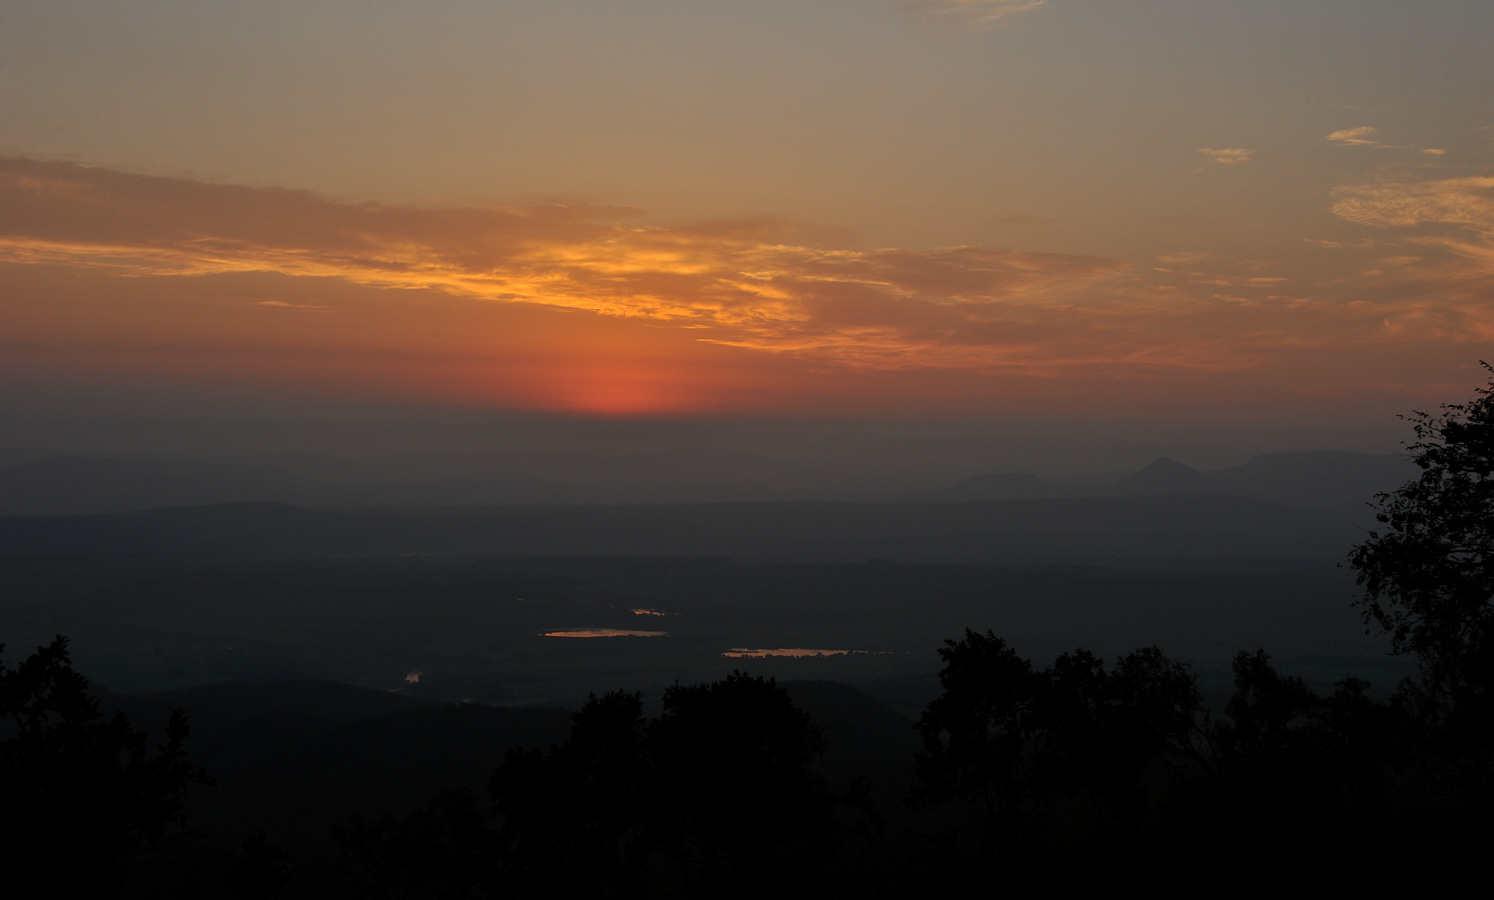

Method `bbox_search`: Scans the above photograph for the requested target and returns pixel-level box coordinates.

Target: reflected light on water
[722,648,861,658]
[630,608,668,616]
[405,671,422,683]
[543,629,671,638]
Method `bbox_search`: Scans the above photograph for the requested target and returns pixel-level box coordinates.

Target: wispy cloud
[2,157,1485,394]
[0,158,1138,373]
[906,0,1047,30]
[1327,126,1445,155]
[1197,148,1255,167]
[1330,176,1494,338]
[1332,176,1494,235]
[1327,126,1380,147]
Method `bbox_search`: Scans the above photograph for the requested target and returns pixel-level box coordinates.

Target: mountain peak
[1140,457,1199,476]
[1115,457,1204,495]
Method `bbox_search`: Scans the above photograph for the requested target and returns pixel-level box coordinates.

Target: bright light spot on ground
[543,629,671,638]
[723,648,859,658]
[405,671,422,683]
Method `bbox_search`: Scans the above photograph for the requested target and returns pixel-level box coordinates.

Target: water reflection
[630,608,667,616]
[543,629,670,638]
[405,671,422,683]
[722,648,863,658]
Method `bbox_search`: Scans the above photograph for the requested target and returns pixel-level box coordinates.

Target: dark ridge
[0,494,1373,566]
[1207,449,1414,507]
[930,471,1060,501]
[0,450,864,514]
[1112,456,1204,495]
[0,457,348,516]
[936,450,1414,509]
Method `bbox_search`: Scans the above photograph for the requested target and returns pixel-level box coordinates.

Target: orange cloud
[2,157,1489,416]
[1328,176,1494,341]
[0,157,1145,374]
[1327,126,1445,155]
[1197,148,1255,166]
[1331,176,1494,235]
[1328,126,1381,147]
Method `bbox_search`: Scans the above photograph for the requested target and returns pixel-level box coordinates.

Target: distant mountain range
[0,492,1384,566]
[0,448,1414,515]
[0,450,863,514]
[933,450,1414,509]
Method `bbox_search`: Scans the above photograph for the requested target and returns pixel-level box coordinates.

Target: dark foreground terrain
[5,631,1487,899]
[6,472,1477,897]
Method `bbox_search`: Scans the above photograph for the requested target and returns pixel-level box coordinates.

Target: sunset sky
[3,1,1493,471]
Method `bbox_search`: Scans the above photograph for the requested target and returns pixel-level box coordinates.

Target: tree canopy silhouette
[1350,366,1494,747]
[0,636,207,893]
[489,689,649,896]
[486,672,834,898]
[913,630,1205,844]
[647,671,832,887]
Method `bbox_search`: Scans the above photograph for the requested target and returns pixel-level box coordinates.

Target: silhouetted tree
[913,631,1045,841]
[912,633,1217,896]
[486,674,834,898]
[334,788,496,900]
[1045,646,1207,823]
[914,632,1205,845]
[1349,365,1494,791]
[1351,367,1494,694]
[0,636,206,895]
[233,831,292,899]
[646,672,833,894]
[489,690,648,897]
[1208,651,1395,819]
[1167,649,1407,892]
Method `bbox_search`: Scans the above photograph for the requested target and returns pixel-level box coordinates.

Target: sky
[2,1,1493,472]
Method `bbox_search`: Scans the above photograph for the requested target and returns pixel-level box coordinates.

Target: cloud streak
[3,157,1489,406]
[1329,175,1494,340]
[1327,126,1380,147]
[1327,126,1445,155]
[1332,176,1494,235]
[906,1,1046,30]
[0,158,1166,374]
[1197,148,1255,167]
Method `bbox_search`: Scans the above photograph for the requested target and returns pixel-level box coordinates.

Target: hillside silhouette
[0,448,1414,514]
[935,449,1413,507]
[1,493,1379,566]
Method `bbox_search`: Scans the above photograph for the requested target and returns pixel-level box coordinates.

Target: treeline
[3,631,1491,898]
[331,635,1491,898]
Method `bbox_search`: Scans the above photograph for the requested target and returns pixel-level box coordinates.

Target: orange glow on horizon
[522,363,709,418]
